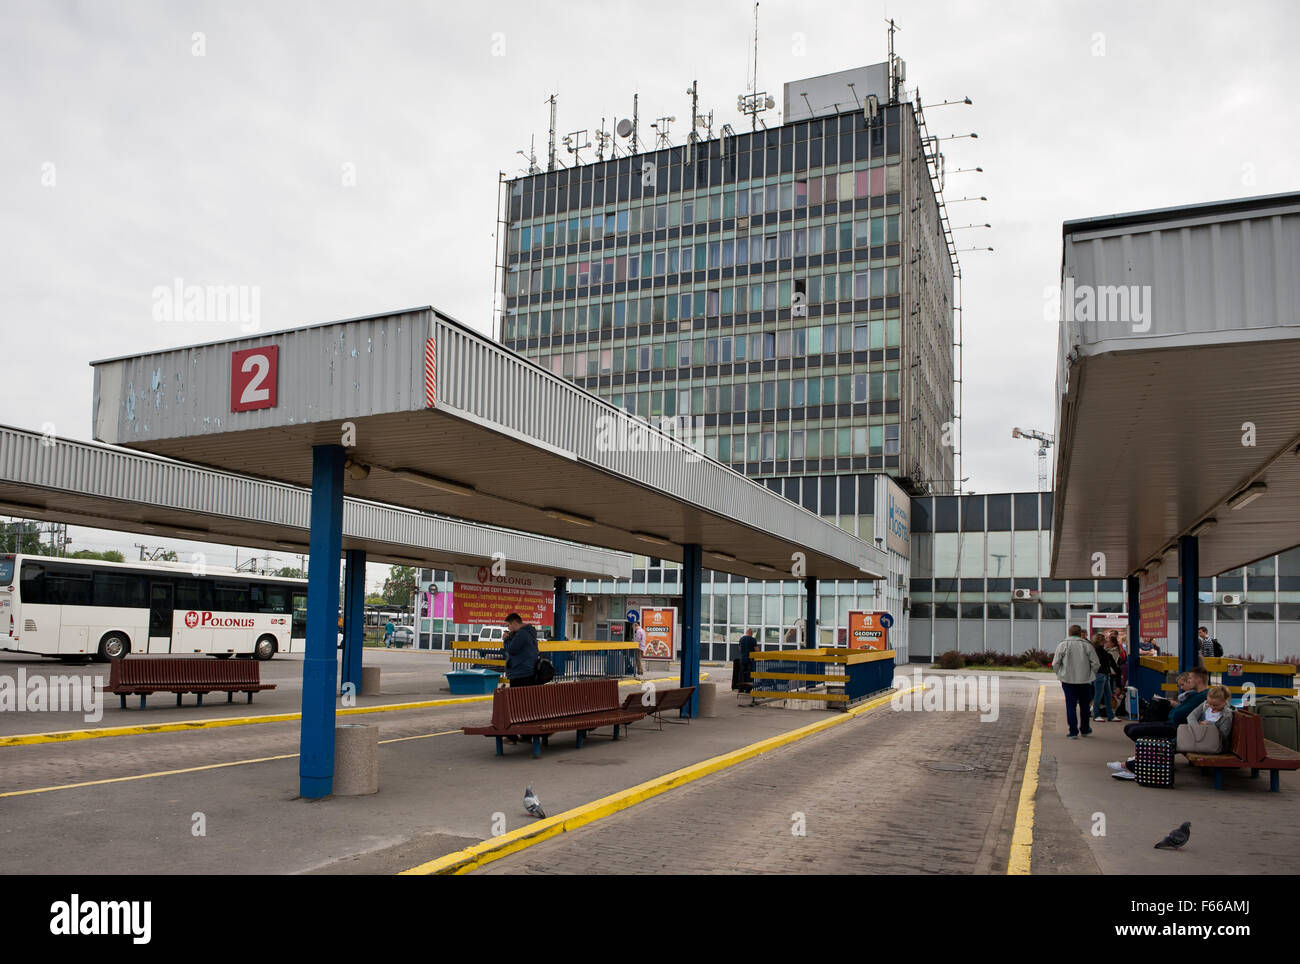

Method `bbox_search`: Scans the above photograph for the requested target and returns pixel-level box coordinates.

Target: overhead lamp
[543,508,596,528]
[392,468,476,497]
[1189,518,1217,537]
[344,458,371,481]
[1227,482,1267,511]
[754,563,779,575]
[632,531,671,547]
[706,550,737,562]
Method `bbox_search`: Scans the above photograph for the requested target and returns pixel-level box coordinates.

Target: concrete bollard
[333,723,379,796]
[697,681,717,718]
[360,665,381,695]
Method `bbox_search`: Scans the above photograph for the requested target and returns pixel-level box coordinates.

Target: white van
[478,625,507,643]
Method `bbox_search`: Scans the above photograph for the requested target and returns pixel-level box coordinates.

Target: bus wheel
[97,633,130,661]
[253,636,277,661]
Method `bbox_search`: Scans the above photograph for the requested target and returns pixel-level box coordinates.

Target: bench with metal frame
[463,678,645,757]
[106,656,277,708]
[620,686,696,729]
[1183,709,1300,791]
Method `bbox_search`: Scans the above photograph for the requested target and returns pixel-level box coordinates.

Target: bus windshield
[0,556,14,586]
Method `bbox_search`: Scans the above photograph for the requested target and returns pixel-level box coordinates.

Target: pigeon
[524,786,546,819]
[1154,822,1191,850]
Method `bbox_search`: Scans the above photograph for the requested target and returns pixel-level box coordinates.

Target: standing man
[1197,626,1223,662]
[503,612,540,687]
[384,618,395,647]
[632,619,646,678]
[1053,624,1100,739]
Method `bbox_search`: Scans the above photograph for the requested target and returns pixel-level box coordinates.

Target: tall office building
[492,63,958,657]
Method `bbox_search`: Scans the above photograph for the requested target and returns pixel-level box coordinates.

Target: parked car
[478,625,508,644]
[390,626,414,648]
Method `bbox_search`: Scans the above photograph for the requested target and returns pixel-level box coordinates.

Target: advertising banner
[848,611,888,650]
[1088,612,1130,649]
[641,607,676,660]
[1139,584,1168,640]
[451,565,553,626]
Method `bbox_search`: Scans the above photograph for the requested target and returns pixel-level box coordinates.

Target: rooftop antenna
[651,116,675,149]
[737,5,774,134]
[886,18,905,102]
[545,93,557,171]
[594,118,612,161]
[562,128,590,162]
[516,135,540,175]
[632,93,639,153]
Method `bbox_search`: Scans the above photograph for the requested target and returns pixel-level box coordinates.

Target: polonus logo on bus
[183,611,255,629]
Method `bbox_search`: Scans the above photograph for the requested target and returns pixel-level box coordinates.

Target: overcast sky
[2,0,1297,573]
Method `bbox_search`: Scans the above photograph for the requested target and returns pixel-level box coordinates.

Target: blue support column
[1178,535,1199,673]
[1126,574,1141,707]
[805,577,818,648]
[300,444,345,799]
[553,576,567,641]
[680,543,702,718]
[342,549,366,694]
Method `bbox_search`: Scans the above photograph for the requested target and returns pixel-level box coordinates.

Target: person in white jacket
[1053,624,1101,739]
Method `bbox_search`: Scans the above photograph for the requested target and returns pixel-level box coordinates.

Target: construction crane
[1011,427,1055,491]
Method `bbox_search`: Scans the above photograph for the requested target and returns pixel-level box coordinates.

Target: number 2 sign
[230,345,278,412]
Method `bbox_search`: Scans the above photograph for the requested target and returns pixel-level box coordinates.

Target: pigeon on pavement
[1154,822,1191,850]
[524,786,546,819]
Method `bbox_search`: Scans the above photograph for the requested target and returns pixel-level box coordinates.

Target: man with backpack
[503,613,543,686]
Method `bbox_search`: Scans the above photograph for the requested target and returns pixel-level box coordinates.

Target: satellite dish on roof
[615,118,633,138]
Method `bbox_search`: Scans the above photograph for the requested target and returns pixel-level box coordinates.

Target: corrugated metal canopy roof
[0,424,631,579]
[90,308,886,581]
[1053,193,1300,579]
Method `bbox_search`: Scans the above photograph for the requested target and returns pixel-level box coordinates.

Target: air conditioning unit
[1012,589,1038,601]
[737,216,750,230]
[1221,592,1244,606]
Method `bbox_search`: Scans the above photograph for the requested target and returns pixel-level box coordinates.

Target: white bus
[1,553,309,661]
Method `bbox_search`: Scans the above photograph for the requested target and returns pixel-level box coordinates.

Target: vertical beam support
[300,444,345,799]
[342,549,366,693]
[1178,535,1199,674]
[1126,574,1141,699]
[553,576,567,642]
[680,543,703,718]
[805,577,818,648]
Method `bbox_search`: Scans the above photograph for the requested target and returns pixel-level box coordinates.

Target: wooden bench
[621,686,697,729]
[463,679,645,757]
[1183,709,1300,791]
[107,657,277,709]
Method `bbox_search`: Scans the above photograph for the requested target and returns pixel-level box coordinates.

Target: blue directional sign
[626,608,640,623]
[880,612,895,629]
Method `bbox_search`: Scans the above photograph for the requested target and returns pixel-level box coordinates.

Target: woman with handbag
[1091,634,1118,722]
[1178,685,1234,754]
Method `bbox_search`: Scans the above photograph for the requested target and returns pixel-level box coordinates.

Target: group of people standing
[1051,625,1131,735]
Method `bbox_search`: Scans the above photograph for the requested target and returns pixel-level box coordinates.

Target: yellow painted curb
[1007,683,1046,875]
[399,685,919,875]
[0,673,701,748]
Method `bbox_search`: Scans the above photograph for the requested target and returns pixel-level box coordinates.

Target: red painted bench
[1183,709,1300,791]
[463,679,645,757]
[107,657,276,709]
[621,686,697,729]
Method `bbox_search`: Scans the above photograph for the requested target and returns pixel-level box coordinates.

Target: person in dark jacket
[503,613,540,686]
[1092,634,1118,722]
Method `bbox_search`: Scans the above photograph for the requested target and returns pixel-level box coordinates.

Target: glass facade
[909,493,1300,662]
[499,92,954,496]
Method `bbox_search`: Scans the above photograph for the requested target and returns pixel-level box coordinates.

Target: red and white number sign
[230,345,278,412]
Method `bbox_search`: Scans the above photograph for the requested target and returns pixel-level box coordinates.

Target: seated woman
[1185,684,1234,753]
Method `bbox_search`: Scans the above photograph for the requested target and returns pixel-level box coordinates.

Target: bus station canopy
[0,424,629,580]
[1052,192,1300,580]
[90,307,886,582]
